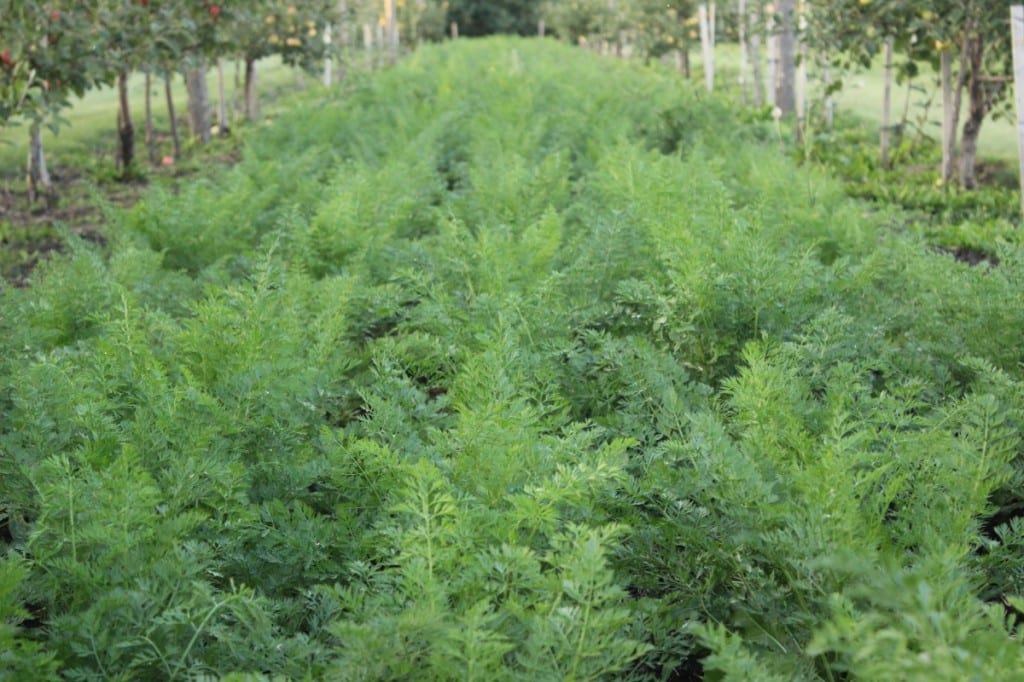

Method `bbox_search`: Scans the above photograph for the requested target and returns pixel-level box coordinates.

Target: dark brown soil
[0,148,241,287]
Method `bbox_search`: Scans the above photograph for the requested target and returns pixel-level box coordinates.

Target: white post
[699,4,714,92]
[766,7,777,107]
[748,3,763,106]
[364,23,373,70]
[881,36,894,166]
[323,25,333,86]
[796,1,808,135]
[1012,6,1024,217]
[738,0,748,104]
[941,50,955,184]
[384,0,398,62]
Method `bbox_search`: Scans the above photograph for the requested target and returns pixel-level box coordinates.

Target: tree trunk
[216,58,228,135]
[243,58,258,121]
[26,124,53,205]
[186,57,211,143]
[946,35,970,183]
[774,0,796,114]
[144,70,156,165]
[959,34,986,189]
[164,70,181,161]
[116,70,135,172]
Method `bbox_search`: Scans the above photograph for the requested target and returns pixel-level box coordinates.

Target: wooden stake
[881,36,894,167]
[1012,6,1024,217]
[364,24,373,70]
[738,0,748,104]
[796,1,808,137]
[748,3,763,106]
[698,4,714,92]
[216,58,227,134]
[941,50,955,184]
[385,0,398,63]
[766,7,777,107]
[323,25,333,86]
[774,0,796,114]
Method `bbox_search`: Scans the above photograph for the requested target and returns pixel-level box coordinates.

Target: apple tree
[0,1,110,201]
[805,0,1013,188]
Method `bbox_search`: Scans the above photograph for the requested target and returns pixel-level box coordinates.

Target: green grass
[694,43,1017,163]
[0,56,308,174]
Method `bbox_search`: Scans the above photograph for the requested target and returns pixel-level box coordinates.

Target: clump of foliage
[3,37,1024,680]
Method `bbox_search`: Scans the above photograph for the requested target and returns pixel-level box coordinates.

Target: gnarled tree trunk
[243,57,258,121]
[959,34,987,189]
[186,57,211,144]
[116,70,135,172]
[164,70,181,161]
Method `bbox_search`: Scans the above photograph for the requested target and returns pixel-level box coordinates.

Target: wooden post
[451,21,458,39]
[774,0,796,114]
[376,23,385,67]
[766,7,777,107]
[881,36,894,167]
[1012,6,1024,217]
[323,25,333,86]
[824,60,835,130]
[710,3,716,49]
[698,4,714,92]
[796,1,808,138]
[216,58,227,134]
[538,19,545,37]
[144,70,156,164]
[940,50,954,183]
[748,3,763,106]
[384,0,398,63]
[364,24,373,70]
[738,0,748,104]
[164,71,180,160]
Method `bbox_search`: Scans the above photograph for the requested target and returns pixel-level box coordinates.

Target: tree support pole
[1012,6,1024,217]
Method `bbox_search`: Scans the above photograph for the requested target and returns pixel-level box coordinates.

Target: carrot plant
[3,37,1024,680]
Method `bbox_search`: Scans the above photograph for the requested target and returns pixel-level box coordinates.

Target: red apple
[1,49,12,68]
